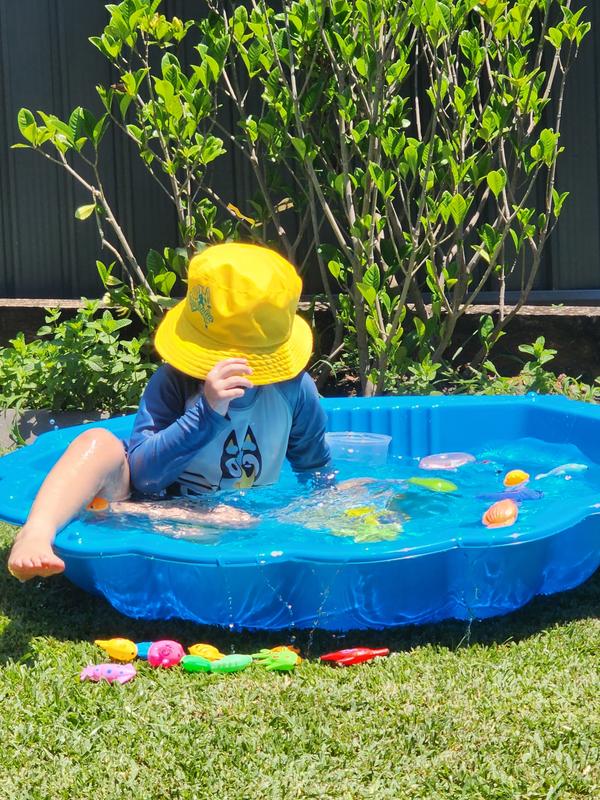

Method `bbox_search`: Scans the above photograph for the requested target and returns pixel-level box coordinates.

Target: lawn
[0,519,598,800]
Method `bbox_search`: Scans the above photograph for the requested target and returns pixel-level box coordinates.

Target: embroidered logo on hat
[188,285,213,328]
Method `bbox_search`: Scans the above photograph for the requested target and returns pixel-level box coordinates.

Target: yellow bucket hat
[154,243,313,385]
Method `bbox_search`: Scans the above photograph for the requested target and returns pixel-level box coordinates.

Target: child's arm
[281,372,334,486]
[127,360,252,493]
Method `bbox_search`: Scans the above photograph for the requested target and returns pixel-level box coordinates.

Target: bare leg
[8,428,129,581]
[108,499,257,528]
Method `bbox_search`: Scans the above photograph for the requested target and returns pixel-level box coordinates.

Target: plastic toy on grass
[320,647,390,666]
[188,643,225,661]
[181,655,213,673]
[252,648,300,671]
[482,499,519,529]
[94,638,137,662]
[147,640,185,668]
[209,654,253,673]
[80,663,137,684]
[271,645,301,655]
[418,452,475,471]
[135,641,153,660]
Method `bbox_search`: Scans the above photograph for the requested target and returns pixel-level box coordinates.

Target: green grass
[0,520,598,799]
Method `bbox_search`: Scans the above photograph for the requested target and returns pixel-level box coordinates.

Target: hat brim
[154,299,314,385]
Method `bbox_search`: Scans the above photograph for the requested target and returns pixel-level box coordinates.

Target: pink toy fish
[147,639,185,668]
[80,663,137,685]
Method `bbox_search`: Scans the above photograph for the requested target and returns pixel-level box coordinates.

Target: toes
[8,554,65,581]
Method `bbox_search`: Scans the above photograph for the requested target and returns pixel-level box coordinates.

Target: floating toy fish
[332,506,403,543]
[188,643,225,661]
[86,496,110,512]
[407,477,458,493]
[419,452,475,471]
[535,463,588,480]
[94,638,137,662]
[209,654,253,674]
[252,649,300,671]
[181,655,213,673]
[345,506,377,519]
[478,486,543,502]
[320,647,390,666]
[482,498,519,529]
[80,663,137,684]
[135,641,153,660]
[503,469,529,487]
[147,640,185,668]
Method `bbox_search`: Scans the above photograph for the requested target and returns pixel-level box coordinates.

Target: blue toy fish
[478,486,543,502]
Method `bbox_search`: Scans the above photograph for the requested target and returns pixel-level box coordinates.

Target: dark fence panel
[0,1,598,299]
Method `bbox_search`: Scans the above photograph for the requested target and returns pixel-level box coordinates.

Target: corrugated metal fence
[0,0,599,299]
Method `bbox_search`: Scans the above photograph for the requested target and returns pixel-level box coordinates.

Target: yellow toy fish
[503,469,529,487]
[94,638,138,662]
[188,643,225,661]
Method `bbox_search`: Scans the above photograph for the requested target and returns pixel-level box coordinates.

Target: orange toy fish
[482,499,519,529]
[87,496,110,512]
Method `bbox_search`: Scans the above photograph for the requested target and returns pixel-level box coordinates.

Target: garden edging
[0,409,114,450]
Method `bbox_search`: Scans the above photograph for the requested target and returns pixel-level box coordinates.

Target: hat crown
[184,243,301,350]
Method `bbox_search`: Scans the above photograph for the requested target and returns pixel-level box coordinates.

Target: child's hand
[204,358,253,416]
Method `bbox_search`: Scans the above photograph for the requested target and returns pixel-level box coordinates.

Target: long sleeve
[280,372,331,474]
[127,364,230,493]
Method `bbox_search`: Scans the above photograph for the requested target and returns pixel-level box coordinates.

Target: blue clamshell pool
[0,394,599,630]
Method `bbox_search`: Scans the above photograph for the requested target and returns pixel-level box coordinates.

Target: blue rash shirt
[127,364,331,495]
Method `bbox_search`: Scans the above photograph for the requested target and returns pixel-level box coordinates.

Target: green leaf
[363,264,380,292]
[146,248,165,276]
[356,282,377,307]
[486,169,507,199]
[290,136,307,160]
[449,194,467,226]
[74,204,96,220]
[404,144,418,175]
[17,108,37,144]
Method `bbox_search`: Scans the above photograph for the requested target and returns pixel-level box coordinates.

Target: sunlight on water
[88,437,600,557]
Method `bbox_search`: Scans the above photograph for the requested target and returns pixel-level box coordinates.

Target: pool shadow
[0,538,598,663]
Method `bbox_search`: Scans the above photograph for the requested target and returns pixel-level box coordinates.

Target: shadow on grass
[0,538,598,664]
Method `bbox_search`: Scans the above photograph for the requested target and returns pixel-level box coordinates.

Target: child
[8,243,331,581]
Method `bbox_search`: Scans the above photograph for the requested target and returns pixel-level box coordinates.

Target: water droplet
[49,418,55,425]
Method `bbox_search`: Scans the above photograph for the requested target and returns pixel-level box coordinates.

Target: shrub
[0,302,155,412]
[13,0,590,395]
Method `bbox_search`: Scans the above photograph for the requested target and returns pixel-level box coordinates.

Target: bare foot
[7,527,65,581]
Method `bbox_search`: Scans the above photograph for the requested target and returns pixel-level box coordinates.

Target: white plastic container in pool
[325,431,392,465]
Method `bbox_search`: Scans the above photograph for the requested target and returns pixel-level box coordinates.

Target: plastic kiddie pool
[0,395,599,630]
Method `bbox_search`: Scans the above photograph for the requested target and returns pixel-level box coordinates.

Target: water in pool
[86,436,600,557]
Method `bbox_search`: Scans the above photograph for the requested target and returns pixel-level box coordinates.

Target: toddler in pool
[8,243,331,580]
